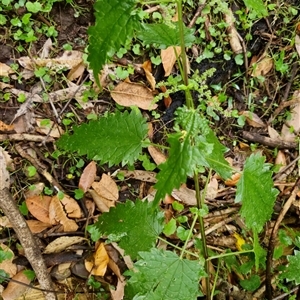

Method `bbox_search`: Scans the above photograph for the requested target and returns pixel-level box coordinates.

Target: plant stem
[194,169,212,299]
[180,213,198,259]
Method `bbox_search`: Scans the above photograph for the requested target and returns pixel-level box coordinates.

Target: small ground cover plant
[56,0,300,299]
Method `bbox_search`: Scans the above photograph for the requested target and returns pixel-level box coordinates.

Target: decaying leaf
[224,9,242,54]
[122,170,157,183]
[148,145,167,165]
[241,111,266,128]
[0,62,15,77]
[25,195,52,224]
[0,120,14,132]
[275,150,287,191]
[85,243,109,276]
[142,60,156,90]
[161,46,181,77]
[251,56,273,77]
[285,90,300,133]
[0,147,10,190]
[44,236,86,254]
[2,270,31,300]
[111,81,157,110]
[79,161,97,192]
[295,34,300,57]
[49,196,78,232]
[225,173,241,186]
[26,220,52,233]
[268,126,282,140]
[59,194,82,219]
[35,118,64,138]
[0,244,17,277]
[89,189,109,213]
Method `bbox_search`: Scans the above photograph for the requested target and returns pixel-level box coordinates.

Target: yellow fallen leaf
[85,243,109,276]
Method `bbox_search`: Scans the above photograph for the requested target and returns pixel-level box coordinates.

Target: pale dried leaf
[224,9,243,54]
[0,82,12,89]
[25,195,52,224]
[110,277,125,300]
[281,124,296,142]
[241,111,266,128]
[79,161,97,192]
[0,244,17,277]
[67,62,85,81]
[205,177,219,200]
[85,243,109,276]
[25,183,45,198]
[66,81,94,110]
[89,189,110,213]
[111,81,157,110]
[171,186,197,206]
[92,174,119,202]
[39,38,53,59]
[275,150,287,190]
[35,118,64,138]
[251,56,273,77]
[161,46,181,77]
[0,63,15,77]
[268,126,282,140]
[44,236,86,254]
[285,90,300,133]
[122,170,157,183]
[49,196,79,232]
[111,242,134,270]
[295,34,300,57]
[142,61,156,90]
[2,270,31,300]
[0,147,11,190]
[26,220,52,233]
[59,194,82,218]
[148,146,167,165]
[0,216,12,228]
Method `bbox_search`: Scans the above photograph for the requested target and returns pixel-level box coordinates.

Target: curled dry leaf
[241,111,266,128]
[79,161,97,193]
[89,189,109,213]
[295,34,300,57]
[251,56,273,77]
[111,81,157,110]
[0,243,17,277]
[67,62,85,81]
[49,196,78,232]
[142,60,156,90]
[161,46,181,77]
[224,9,242,54]
[59,194,82,218]
[110,277,126,300]
[25,195,52,224]
[2,270,31,300]
[85,243,109,276]
[268,126,282,140]
[0,62,15,77]
[44,236,87,254]
[148,145,167,165]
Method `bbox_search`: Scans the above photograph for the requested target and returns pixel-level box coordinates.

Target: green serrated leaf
[88,0,139,83]
[253,229,266,270]
[243,0,268,17]
[125,248,205,300]
[280,250,300,284]
[236,153,279,233]
[57,110,148,166]
[89,200,164,260]
[240,274,260,292]
[138,22,195,48]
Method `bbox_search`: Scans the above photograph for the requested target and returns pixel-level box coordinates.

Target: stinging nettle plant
[56,0,299,299]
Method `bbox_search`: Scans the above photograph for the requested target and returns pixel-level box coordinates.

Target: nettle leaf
[89,200,164,260]
[236,153,279,233]
[138,23,196,48]
[280,250,300,285]
[125,248,205,300]
[88,0,139,81]
[57,110,148,166]
[243,0,268,17]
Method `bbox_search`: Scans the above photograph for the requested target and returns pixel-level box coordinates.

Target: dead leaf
[92,174,119,209]
[268,126,282,140]
[110,276,125,300]
[225,173,241,186]
[26,220,52,233]
[281,124,296,142]
[148,146,167,165]
[0,216,12,228]
[161,46,181,77]
[241,111,266,128]
[205,178,219,200]
[159,85,172,108]
[171,186,197,206]
[295,34,300,57]
[59,194,82,218]
[85,243,109,276]
[35,118,64,138]
[122,170,157,183]
[0,62,15,77]
[79,161,97,192]
[142,60,156,90]
[111,81,157,110]
[25,195,52,224]
[275,150,287,191]
[39,38,53,59]
[0,244,17,277]
[2,270,31,300]
[285,90,300,133]
[251,56,273,77]
[89,189,109,212]
[25,183,45,198]
[0,147,11,190]
[44,236,86,254]
[67,62,85,81]
[0,120,14,132]
[49,196,79,232]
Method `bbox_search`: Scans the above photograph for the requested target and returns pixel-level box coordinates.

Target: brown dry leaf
[295,34,300,57]
[142,60,156,90]
[24,183,45,198]
[205,178,219,200]
[268,126,282,140]
[2,270,31,300]
[160,85,172,108]
[92,173,119,208]
[35,118,64,138]
[225,173,241,186]
[251,56,273,77]
[79,161,97,192]
[224,9,242,54]
[26,220,52,233]
[44,236,86,254]
[241,111,266,128]
[67,62,85,81]
[275,150,287,191]
[0,82,13,89]
[161,46,181,77]
[85,243,109,276]
[281,124,296,142]
[111,81,157,110]
[110,277,125,300]
[148,145,167,165]
[0,244,17,277]
[39,38,52,59]
[89,189,109,212]
[0,120,14,132]
[0,62,15,77]
[49,196,78,232]
[171,186,197,206]
[59,194,82,218]
[285,90,300,133]
[0,216,12,228]
[122,170,157,183]
[25,195,52,224]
